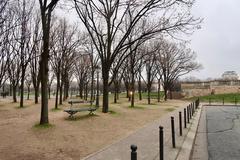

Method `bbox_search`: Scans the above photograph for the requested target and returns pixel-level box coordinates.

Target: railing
[207,97,239,105]
[130,98,200,160]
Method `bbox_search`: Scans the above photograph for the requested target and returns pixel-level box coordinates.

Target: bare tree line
[0,0,202,125]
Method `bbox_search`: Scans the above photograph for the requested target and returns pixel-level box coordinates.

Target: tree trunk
[158,79,160,102]
[85,82,88,100]
[40,44,49,124]
[164,86,167,101]
[48,86,51,99]
[13,85,17,103]
[9,84,12,96]
[90,71,94,105]
[147,86,151,104]
[114,81,117,103]
[79,81,83,99]
[102,72,109,113]
[34,87,39,104]
[55,77,59,109]
[138,76,142,101]
[59,83,63,105]
[27,86,30,100]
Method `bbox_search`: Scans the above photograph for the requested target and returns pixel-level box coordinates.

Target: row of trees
[0,0,202,125]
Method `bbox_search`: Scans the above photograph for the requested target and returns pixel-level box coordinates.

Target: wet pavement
[206,106,240,160]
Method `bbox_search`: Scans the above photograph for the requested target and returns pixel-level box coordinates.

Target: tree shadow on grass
[65,113,99,121]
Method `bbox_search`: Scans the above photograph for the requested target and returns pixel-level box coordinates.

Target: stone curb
[176,105,203,160]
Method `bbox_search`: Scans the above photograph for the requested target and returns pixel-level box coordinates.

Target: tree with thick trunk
[38,0,60,125]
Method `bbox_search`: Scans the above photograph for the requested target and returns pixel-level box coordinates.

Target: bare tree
[74,0,201,113]
[74,54,91,99]
[0,1,14,89]
[140,42,159,104]
[38,0,60,124]
[157,40,201,100]
[50,18,79,108]
[30,13,41,104]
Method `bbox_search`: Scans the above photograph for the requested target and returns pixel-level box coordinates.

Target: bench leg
[69,111,77,119]
[89,111,95,115]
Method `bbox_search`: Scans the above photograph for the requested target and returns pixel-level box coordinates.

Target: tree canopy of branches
[74,0,201,113]
[157,40,201,100]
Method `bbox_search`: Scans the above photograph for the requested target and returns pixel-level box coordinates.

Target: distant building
[221,71,239,80]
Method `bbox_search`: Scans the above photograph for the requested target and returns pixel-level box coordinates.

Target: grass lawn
[188,93,240,104]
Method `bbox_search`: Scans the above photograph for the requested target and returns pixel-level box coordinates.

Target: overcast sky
[188,0,240,79]
[57,0,240,80]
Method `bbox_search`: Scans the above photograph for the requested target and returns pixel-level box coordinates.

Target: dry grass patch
[0,96,189,160]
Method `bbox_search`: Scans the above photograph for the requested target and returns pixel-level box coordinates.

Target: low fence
[129,98,200,160]
[207,97,239,105]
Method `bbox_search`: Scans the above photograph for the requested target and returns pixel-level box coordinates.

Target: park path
[83,103,199,160]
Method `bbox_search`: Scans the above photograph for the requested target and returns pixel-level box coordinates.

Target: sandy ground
[0,95,189,160]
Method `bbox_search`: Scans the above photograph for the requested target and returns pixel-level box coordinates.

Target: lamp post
[96,66,100,107]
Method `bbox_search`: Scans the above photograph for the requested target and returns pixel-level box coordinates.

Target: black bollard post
[184,108,187,128]
[189,105,192,119]
[187,106,190,123]
[192,103,194,115]
[179,112,182,136]
[131,145,137,160]
[192,103,195,114]
[159,126,164,160]
[171,117,176,148]
[193,103,195,114]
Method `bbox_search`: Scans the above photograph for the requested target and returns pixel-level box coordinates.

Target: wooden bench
[64,100,97,118]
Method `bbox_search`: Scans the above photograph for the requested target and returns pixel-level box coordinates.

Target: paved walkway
[191,105,208,160]
[83,104,201,160]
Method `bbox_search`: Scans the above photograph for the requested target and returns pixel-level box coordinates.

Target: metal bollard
[189,105,192,119]
[159,126,164,160]
[171,117,176,148]
[184,108,187,128]
[187,106,190,123]
[193,103,195,114]
[179,112,182,136]
[192,103,195,114]
[131,145,137,160]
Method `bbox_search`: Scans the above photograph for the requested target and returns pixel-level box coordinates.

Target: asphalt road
[206,106,240,160]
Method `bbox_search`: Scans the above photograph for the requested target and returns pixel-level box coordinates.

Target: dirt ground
[0,95,189,160]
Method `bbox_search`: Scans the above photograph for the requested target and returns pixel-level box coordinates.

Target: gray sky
[188,0,240,79]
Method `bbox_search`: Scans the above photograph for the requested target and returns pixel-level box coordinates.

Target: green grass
[128,105,145,109]
[33,123,54,129]
[108,110,120,115]
[118,92,164,99]
[189,93,240,104]
[51,108,62,112]
[15,105,28,109]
